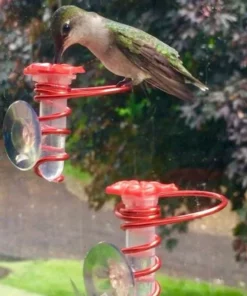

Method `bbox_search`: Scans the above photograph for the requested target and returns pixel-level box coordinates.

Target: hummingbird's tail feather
[145,76,195,101]
[184,77,208,92]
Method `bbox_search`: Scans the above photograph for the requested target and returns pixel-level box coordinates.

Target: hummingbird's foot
[116,78,133,88]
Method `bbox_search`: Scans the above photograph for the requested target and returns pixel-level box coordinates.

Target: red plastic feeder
[11,63,229,296]
[23,63,131,182]
[106,180,228,296]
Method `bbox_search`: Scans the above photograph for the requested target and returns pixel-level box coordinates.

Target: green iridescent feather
[106,20,207,91]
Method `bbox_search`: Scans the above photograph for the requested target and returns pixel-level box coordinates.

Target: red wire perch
[106,180,228,296]
[24,63,131,182]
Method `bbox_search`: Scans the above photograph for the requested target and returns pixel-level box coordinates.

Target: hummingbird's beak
[53,38,70,64]
[54,46,64,64]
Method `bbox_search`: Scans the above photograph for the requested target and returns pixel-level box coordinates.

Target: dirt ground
[0,140,246,289]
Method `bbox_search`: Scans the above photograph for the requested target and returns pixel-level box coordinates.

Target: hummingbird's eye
[62,22,71,36]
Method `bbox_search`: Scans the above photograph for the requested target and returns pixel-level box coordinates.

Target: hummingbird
[51,5,208,101]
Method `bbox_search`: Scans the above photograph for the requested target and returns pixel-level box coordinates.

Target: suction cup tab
[3,100,41,171]
[83,242,134,296]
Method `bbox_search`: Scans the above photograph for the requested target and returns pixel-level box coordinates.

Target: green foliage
[115,93,151,120]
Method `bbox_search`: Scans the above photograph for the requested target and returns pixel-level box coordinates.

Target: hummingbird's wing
[107,21,208,100]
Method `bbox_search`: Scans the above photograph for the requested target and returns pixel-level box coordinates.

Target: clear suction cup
[3,100,41,171]
[83,242,135,296]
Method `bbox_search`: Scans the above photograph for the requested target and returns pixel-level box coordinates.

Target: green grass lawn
[0,260,246,296]
[63,161,92,184]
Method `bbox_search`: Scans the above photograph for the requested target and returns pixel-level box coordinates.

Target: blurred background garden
[0,0,247,295]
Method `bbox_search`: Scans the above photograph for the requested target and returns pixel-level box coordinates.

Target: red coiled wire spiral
[24,63,131,182]
[106,181,228,296]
